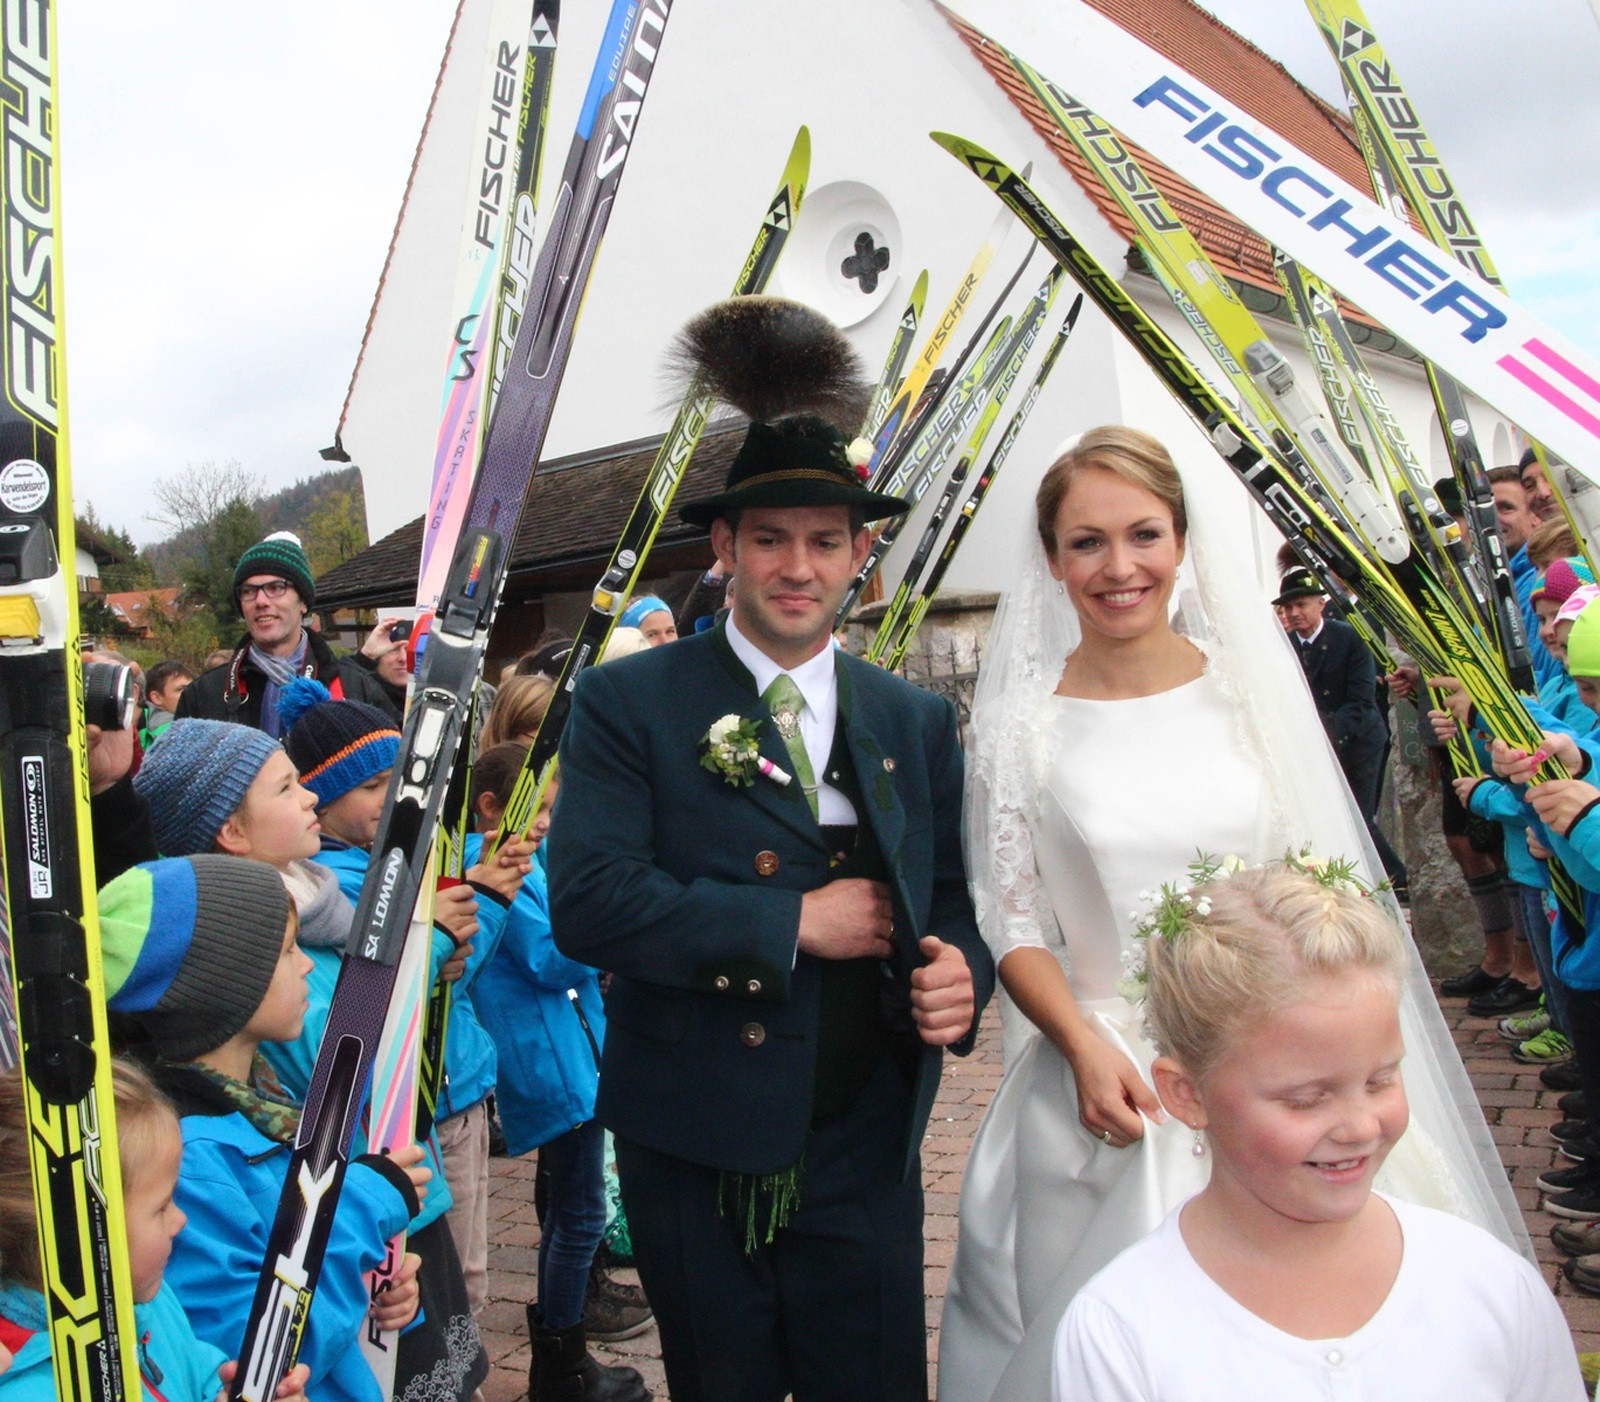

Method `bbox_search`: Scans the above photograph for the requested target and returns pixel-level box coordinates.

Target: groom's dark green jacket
[547,624,993,1177]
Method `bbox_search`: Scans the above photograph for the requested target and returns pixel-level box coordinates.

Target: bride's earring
[1190,1125,1206,1158]
[1055,580,1064,595]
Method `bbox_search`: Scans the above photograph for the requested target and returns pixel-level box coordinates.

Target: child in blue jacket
[280,678,529,1367]
[468,743,648,1402]
[0,1056,311,1402]
[93,855,427,1402]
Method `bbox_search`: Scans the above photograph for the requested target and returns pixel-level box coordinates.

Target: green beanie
[234,531,315,608]
[1568,596,1600,679]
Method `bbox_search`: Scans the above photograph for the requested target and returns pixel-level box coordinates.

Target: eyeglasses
[238,579,293,603]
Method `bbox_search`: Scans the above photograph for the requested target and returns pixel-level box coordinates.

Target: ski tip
[930,133,1018,195]
[786,125,812,183]
[1066,292,1085,324]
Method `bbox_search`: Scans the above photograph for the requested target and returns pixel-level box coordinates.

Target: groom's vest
[812,722,910,1122]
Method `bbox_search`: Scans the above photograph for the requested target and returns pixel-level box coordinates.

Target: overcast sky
[58,0,1600,543]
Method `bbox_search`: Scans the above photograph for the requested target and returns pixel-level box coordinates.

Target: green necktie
[762,674,819,818]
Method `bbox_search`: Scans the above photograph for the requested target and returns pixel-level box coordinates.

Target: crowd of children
[0,619,658,1401]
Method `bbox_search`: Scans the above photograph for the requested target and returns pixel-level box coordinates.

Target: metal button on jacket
[714,975,730,991]
[754,850,780,877]
[746,979,762,994]
[740,1022,766,1047]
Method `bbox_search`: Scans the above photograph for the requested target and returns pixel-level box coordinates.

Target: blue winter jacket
[1467,778,1550,890]
[312,838,505,1125]
[1513,545,1562,691]
[469,834,606,1156]
[1540,669,1598,735]
[155,1065,418,1402]
[0,1280,224,1402]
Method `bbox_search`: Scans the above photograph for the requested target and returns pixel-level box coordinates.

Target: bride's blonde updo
[1035,426,1188,557]
[1143,863,1406,1081]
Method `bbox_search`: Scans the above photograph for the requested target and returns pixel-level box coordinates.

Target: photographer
[82,651,158,883]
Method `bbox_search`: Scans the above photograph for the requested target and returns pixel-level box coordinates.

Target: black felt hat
[1272,567,1327,606]
[671,297,909,529]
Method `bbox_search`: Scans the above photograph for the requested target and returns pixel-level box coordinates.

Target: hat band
[729,467,860,492]
[301,730,402,785]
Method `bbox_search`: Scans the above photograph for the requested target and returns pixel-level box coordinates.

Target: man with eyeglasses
[176,530,400,735]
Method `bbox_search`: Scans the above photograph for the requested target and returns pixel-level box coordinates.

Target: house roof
[103,588,181,632]
[315,422,742,609]
[945,0,1408,341]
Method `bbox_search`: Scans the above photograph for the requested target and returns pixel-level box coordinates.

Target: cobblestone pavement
[479,989,1591,1400]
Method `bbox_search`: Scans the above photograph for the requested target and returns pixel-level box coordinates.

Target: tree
[302,482,369,578]
[145,460,265,637]
[145,459,264,541]
[182,496,265,630]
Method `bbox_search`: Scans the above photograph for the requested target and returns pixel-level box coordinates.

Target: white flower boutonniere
[699,714,793,790]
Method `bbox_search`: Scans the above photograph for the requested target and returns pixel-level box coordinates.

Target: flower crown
[1116,848,1387,1002]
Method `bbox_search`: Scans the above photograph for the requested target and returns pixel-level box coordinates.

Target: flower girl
[1054,859,1584,1401]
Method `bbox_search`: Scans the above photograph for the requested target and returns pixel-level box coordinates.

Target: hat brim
[680,477,908,529]
[1271,586,1326,606]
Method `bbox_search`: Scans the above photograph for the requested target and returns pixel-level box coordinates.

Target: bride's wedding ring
[1100,1130,1113,1145]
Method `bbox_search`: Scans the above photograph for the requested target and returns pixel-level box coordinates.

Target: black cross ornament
[841,231,891,294]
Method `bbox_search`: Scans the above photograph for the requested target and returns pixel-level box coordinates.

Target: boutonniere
[845,436,874,483]
[699,714,793,790]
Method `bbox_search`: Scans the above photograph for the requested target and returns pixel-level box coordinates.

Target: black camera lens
[389,620,413,644]
[83,661,136,731]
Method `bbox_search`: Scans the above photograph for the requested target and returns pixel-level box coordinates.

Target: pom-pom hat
[98,855,291,1061]
[281,677,401,808]
[672,298,909,528]
[134,719,283,856]
[233,530,316,608]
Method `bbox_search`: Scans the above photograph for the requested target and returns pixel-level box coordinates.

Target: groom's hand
[797,879,894,960]
[911,936,975,1046]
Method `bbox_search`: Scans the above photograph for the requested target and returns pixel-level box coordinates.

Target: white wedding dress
[936,464,1532,1402]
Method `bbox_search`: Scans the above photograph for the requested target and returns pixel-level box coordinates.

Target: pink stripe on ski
[1498,354,1600,439]
[1524,338,1600,405]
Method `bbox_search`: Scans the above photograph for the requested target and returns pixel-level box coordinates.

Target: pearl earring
[1056,579,1064,595]
[1191,1126,1206,1158]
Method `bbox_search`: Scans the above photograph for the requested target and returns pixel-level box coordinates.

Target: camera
[84,661,137,732]
[388,620,413,644]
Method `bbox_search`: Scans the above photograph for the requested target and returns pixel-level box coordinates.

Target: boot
[583,1261,654,1342]
[527,1304,650,1402]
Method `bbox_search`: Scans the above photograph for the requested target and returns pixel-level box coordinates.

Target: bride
[936,426,1529,1401]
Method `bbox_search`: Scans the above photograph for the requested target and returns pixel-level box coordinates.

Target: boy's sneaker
[1552,1219,1600,1256]
[1468,977,1540,1018]
[1513,1029,1572,1065]
[1550,1118,1593,1146]
[1561,1092,1590,1121]
[1499,1005,1550,1043]
[1538,1162,1600,1194]
[1544,1060,1585,1092]
[1545,1183,1600,1220]
[582,1265,654,1343]
[1565,1253,1600,1292]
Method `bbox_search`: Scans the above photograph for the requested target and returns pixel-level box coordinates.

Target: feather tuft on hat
[668,296,868,431]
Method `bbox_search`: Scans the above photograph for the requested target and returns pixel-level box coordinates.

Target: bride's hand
[1065,1036,1164,1149]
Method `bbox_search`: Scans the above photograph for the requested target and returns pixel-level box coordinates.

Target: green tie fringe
[718,1157,805,1255]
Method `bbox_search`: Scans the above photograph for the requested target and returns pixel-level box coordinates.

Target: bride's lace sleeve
[965,691,1065,966]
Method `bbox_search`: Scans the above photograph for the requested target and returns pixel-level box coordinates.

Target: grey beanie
[134,719,283,856]
[99,854,292,1062]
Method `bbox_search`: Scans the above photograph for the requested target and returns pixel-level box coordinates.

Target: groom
[548,413,993,1401]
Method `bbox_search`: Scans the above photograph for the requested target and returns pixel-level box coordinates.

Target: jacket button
[740,1022,766,1047]
[714,975,730,991]
[755,850,780,876]
[882,757,896,772]
[746,978,761,994]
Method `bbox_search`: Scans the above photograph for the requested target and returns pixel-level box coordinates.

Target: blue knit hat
[134,719,283,856]
[98,855,291,1060]
[280,678,400,808]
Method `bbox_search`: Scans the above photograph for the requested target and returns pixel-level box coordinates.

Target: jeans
[535,1118,607,1330]
[1517,883,1571,1038]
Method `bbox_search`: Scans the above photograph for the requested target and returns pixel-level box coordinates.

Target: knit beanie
[1565,594,1600,678]
[280,678,401,808]
[1533,556,1596,608]
[233,530,316,608]
[134,719,283,856]
[98,856,291,1061]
